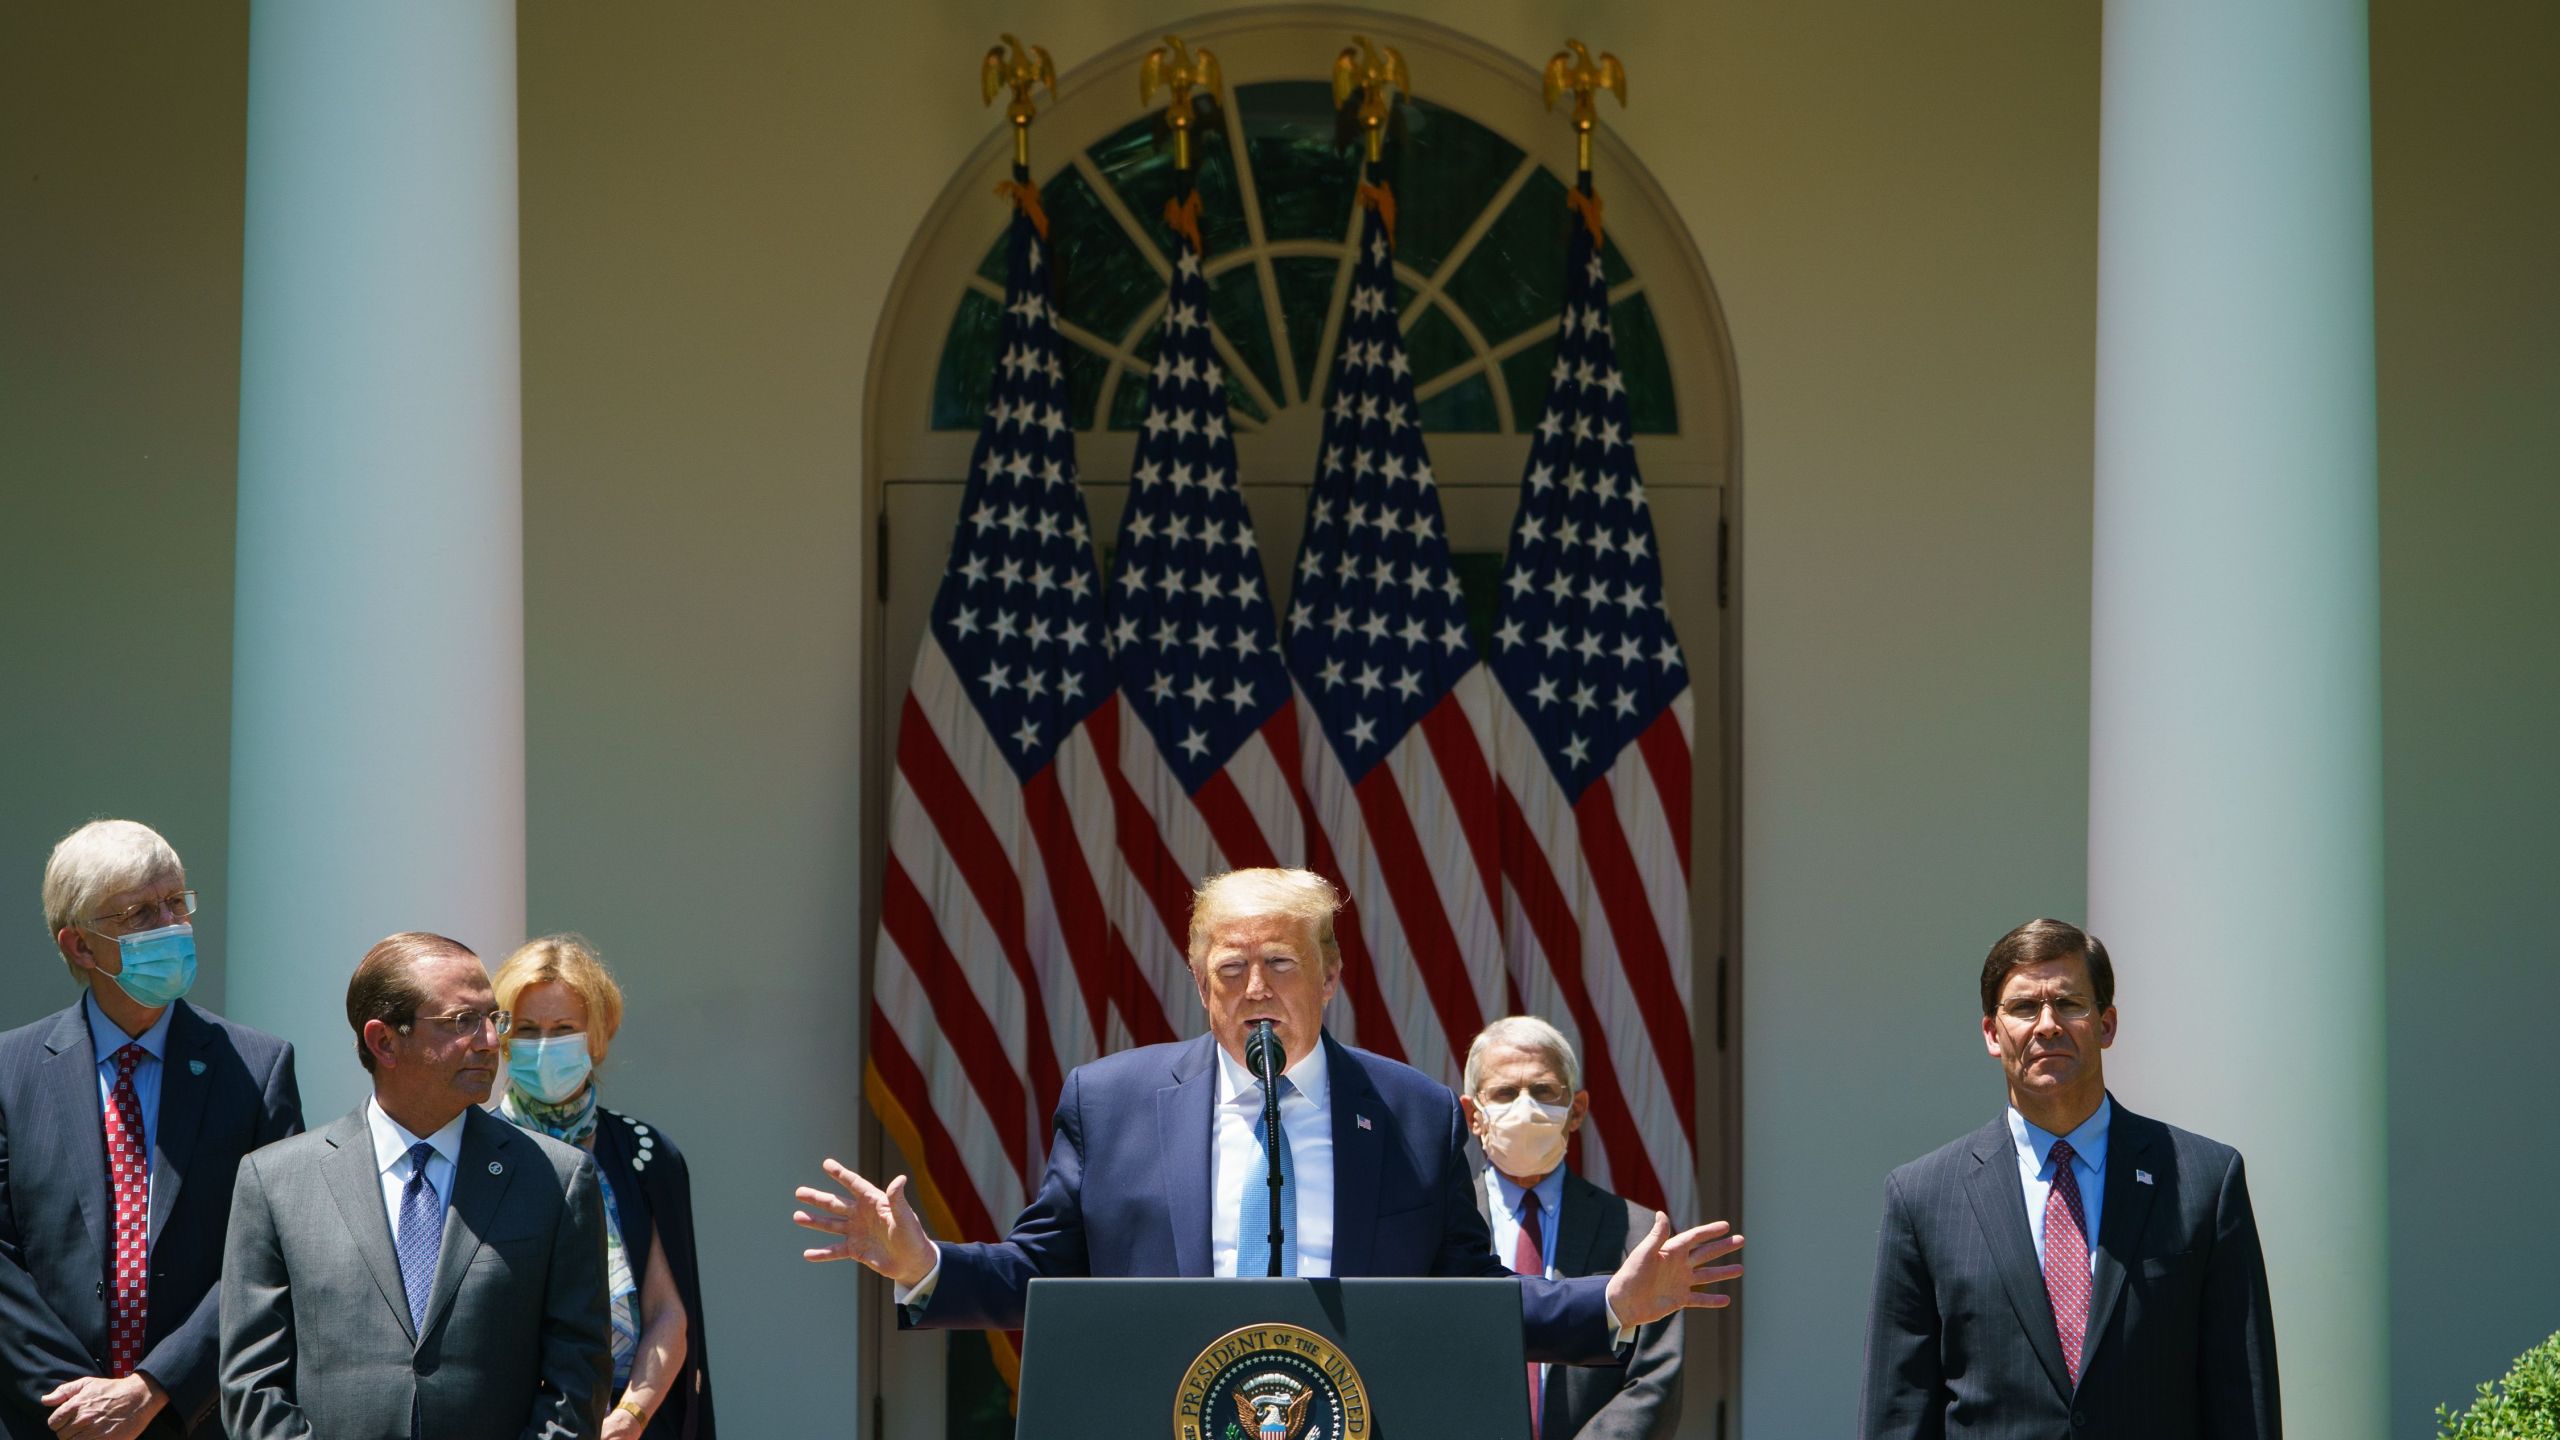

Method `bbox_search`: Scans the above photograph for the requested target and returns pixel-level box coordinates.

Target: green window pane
[1611,293,1679,434]
[1501,335,1562,433]
[931,288,1004,431]
[1089,110,1252,261]
[1039,165,1159,352]
[1403,301,1473,388]
[976,225,1008,285]
[1239,81,1362,243]
[1062,344,1110,432]
[1416,372,1499,433]
[1444,166,1576,348]
[1107,329,1162,430]
[1601,231,1633,287]
[1205,263,1284,405]
[1271,256,1338,395]
[1446,550,1504,653]
[1386,99,1524,280]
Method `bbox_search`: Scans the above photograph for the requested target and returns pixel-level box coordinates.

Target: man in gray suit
[218,932,611,1440]
[1461,1017,1682,1440]
[1860,919,2280,1440]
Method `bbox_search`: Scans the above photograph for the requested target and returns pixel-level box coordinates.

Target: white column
[228,0,524,1122]
[2090,3,2381,1437]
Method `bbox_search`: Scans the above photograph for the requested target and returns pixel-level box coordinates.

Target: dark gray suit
[218,1104,612,1440]
[1860,1100,2280,1440]
[0,999,300,1438]
[1472,1155,1683,1440]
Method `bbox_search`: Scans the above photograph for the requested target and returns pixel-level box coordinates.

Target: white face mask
[1477,1093,1573,1178]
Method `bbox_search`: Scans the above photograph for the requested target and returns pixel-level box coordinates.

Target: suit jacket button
[2072,1409,2090,1428]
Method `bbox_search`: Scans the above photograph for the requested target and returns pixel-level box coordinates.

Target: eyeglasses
[399,1009,515,1039]
[81,890,198,932]
[1998,997,2097,1024]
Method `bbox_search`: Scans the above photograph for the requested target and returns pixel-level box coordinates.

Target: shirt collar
[83,988,175,1062]
[1214,1033,1331,1111]
[2009,1092,2114,1178]
[367,1095,470,1177]
[1489,1162,1568,1220]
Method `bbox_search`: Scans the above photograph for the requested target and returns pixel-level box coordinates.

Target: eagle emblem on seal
[1232,1377,1315,1440]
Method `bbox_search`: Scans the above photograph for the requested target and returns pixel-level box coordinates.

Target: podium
[1015,1277,1535,1439]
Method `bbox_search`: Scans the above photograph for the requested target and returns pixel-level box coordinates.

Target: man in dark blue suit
[796,867,1743,1362]
[0,821,302,1440]
[1859,919,2280,1440]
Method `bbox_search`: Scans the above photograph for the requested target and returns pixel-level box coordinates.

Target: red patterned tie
[104,1043,151,1377]
[1513,1189,1547,1437]
[2043,1139,2091,1387]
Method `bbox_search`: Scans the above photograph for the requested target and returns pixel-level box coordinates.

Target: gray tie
[394,1141,442,1335]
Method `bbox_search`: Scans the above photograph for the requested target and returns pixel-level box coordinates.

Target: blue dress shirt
[2009,1093,2111,1280]
[84,989,172,1162]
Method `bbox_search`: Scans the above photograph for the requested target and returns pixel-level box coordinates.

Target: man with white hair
[0,820,302,1440]
[1461,1016,1683,1439]
[795,867,1744,1366]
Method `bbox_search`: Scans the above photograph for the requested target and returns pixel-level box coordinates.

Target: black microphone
[1248,1020,1285,1276]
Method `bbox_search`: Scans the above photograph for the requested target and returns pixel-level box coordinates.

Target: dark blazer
[916,1031,1621,1364]
[218,1104,612,1440]
[1859,1099,2281,1440]
[1469,1153,1682,1440]
[592,1108,715,1440]
[0,998,300,1438]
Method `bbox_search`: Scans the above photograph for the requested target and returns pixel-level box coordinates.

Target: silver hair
[1463,1015,1582,1096]
[1186,868,1344,972]
[41,819,184,981]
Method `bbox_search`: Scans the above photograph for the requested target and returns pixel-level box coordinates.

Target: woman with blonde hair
[492,935,714,1439]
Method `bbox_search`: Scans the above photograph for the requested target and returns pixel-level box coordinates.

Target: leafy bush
[2439,1329,2560,1440]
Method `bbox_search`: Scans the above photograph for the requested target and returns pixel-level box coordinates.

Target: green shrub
[2439,1329,2560,1440]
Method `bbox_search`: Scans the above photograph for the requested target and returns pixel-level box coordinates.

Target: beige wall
[3,3,2553,1436]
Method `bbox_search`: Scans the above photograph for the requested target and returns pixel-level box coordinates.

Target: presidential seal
[1172,1323,1370,1440]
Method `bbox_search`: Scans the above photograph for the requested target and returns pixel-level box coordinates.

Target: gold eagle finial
[981,33,1058,168]
[1140,35,1224,172]
[1543,39,1627,174]
[1332,35,1410,164]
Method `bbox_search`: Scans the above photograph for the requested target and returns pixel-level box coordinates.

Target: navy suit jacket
[1859,1099,2281,1440]
[0,997,301,1438]
[914,1032,1620,1364]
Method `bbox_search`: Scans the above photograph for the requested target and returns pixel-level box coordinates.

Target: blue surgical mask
[106,922,197,1009]
[508,1033,593,1105]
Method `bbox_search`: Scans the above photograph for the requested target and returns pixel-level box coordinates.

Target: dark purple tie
[1513,1189,1547,1437]
[2043,1139,2092,1387]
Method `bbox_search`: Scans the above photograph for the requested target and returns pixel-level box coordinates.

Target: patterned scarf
[497,1081,640,1383]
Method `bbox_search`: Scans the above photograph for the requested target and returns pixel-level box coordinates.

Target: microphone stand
[1251,1020,1285,1276]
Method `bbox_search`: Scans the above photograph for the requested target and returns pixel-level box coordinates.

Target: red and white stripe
[1493,685,1698,1222]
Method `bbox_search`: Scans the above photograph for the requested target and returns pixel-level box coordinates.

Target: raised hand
[1603,1212,1746,1327]
[793,1158,938,1289]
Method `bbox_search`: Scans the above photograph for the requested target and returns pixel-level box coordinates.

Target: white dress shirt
[366,1097,467,1240]
[2008,1094,2111,1280]
[1210,1041,1335,1277]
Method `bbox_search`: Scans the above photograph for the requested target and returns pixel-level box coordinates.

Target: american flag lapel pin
[1356,1114,1372,1131]
[2135,1168,2153,1186]
[188,1059,206,1075]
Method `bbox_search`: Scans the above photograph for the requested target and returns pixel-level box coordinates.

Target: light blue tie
[1236,1077,1297,1278]
[394,1141,442,1335]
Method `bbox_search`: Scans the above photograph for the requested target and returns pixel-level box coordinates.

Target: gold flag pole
[1331,35,1409,167]
[1140,34,1222,176]
[981,33,1057,172]
[1543,39,1627,180]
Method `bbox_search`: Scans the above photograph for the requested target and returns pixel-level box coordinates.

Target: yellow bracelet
[617,1399,648,1422]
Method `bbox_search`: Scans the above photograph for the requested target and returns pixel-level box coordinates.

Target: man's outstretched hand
[1604,1213,1746,1327]
[793,1158,938,1289]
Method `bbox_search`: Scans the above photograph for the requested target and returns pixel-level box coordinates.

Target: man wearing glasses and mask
[217,931,611,1440]
[1461,1017,1684,1440]
[0,819,303,1440]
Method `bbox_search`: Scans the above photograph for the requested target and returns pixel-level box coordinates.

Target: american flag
[1103,227,1322,1003]
[1283,191,1506,1085]
[866,181,1165,1302]
[1487,182,1696,1220]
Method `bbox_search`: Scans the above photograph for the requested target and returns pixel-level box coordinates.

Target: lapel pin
[2134,1168,2153,1186]
[188,1060,206,1075]
[1356,1114,1372,1131]
[488,1161,504,1175]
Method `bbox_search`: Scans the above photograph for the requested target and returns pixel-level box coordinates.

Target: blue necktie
[394,1141,442,1335]
[1236,1077,1297,1277]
